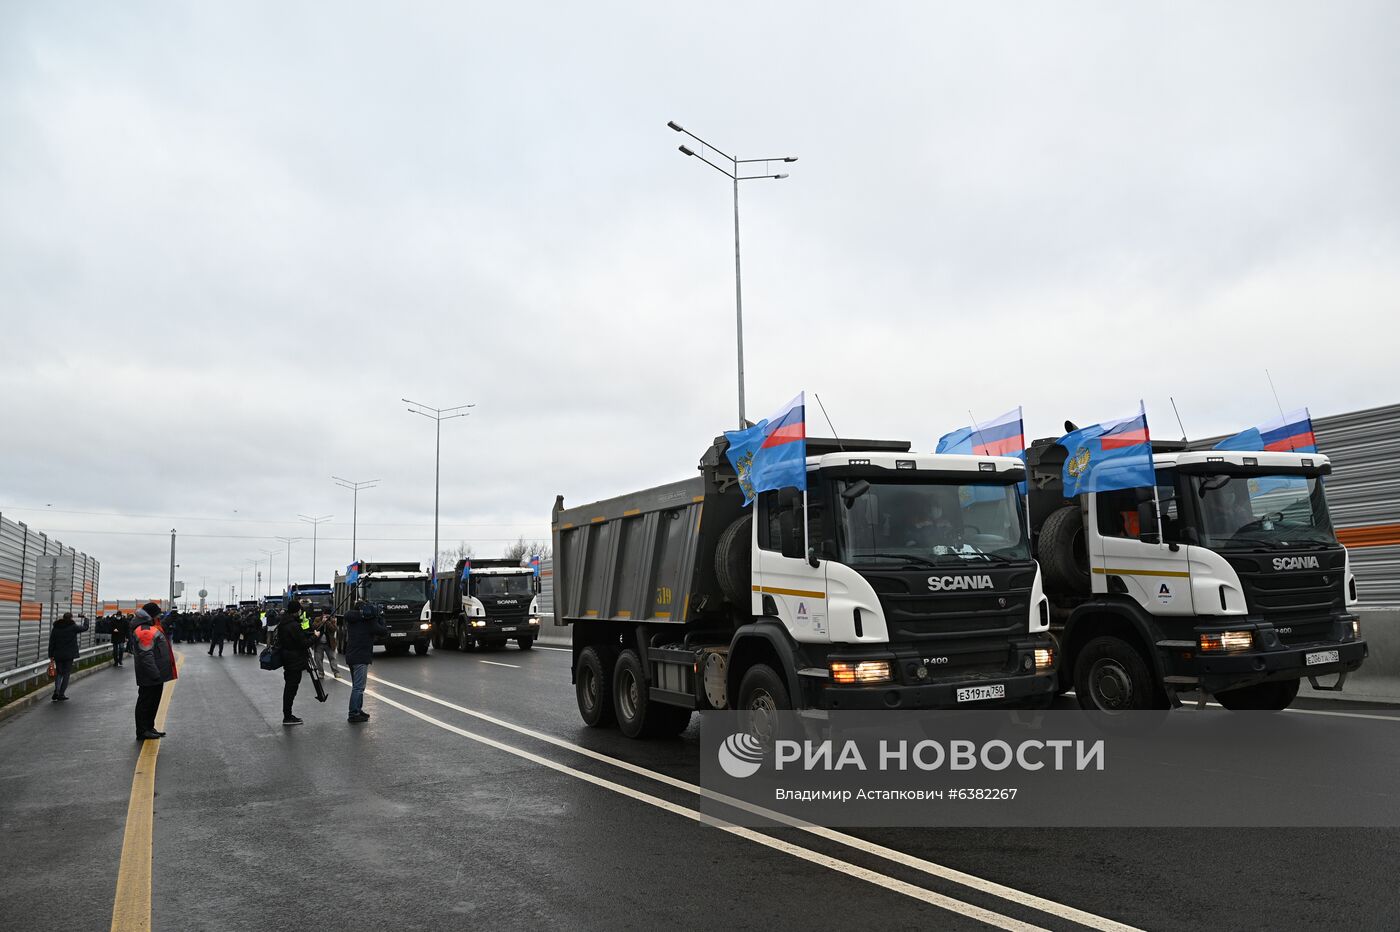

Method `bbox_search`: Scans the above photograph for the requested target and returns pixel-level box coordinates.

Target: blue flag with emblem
[346,561,361,585]
[724,393,807,505]
[1057,403,1155,496]
[460,558,471,583]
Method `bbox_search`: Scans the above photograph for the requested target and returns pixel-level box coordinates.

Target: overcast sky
[2,2,1397,601]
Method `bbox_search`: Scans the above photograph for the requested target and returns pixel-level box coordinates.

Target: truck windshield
[1189,473,1336,550]
[364,579,428,602]
[835,479,1029,565]
[473,575,534,596]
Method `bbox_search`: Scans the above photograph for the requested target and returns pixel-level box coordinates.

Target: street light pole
[402,399,474,577]
[259,549,280,601]
[332,477,379,563]
[274,537,301,592]
[298,514,333,581]
[668,120,797,427]
[168,529,177,608]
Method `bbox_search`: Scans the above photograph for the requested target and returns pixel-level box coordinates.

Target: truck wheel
[736,663,791,748]
[1039,505,1091,595]
[431,629,443,650]
[576,646,616,727]
[414,640,429,656]
[715,514,753,606]
[1073,636,1165,711]
[1214,678,1300,711]
[517,637,534,650]
[457,627,471,651]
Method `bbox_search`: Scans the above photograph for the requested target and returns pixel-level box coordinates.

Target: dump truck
[431,558,541,651]
[552,436,1058,739]
[1026,437,1368,711]
[287,582,334,616]
[333,561,433,656]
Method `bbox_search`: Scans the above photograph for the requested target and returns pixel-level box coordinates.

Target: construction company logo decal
[1273,556,1321,571]
[1157,582,1174,604]
[717,733,766,779]
[927,575,994,592]
[1066,447,1091,478]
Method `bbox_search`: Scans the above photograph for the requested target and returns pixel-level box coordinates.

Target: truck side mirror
[840,480,871,507]
[1137,500,1160,545]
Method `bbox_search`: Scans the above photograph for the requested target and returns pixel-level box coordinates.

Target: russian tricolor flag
[724,393,807,504]
[937,407,1025,458]
[1215,408,1318,454]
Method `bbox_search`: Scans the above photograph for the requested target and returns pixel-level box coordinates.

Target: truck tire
[431,628,443,650]
[576,645,616,728]
[715,513,753,605]
[517,637,534,650]
[1040,505,1091,595]
[736,663,791,748]
[1214,678,1300,711]
[457,627,471,651]
[1073,635,1166,711]
[414,640,429,656]
[611,649,688,738]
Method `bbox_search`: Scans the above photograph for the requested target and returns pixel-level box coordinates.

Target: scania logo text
[1272,556,1321,571]
[928,575,994,592]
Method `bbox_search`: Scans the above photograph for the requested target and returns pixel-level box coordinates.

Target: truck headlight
[830,660,891,685]
[1034,648,1055,670]
[528,617,540,625]
[470,620,487,628]
[419,622,431,631]
[1352,618,1360,638]
[1199,631,1253,653]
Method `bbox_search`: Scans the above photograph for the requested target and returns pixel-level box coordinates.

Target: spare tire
[715,513,753,605]
[1039,505,1090,595]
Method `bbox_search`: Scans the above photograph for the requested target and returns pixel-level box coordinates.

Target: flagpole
[1143,401,1165,544]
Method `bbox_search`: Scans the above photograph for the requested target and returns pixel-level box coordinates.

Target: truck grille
[1221,549,1346,643]
[865,568,1035,643]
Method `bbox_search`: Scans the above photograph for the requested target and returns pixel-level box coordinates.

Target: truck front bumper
[816,636,1059,710]
[1168,638,1368,694]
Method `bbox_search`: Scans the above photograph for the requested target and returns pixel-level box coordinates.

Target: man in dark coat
[276,602,317,725]
[131,603,176,740]
[344,600,388,723]
[110,614,131,667]
[47,611,89,701]
[207,610,225,657]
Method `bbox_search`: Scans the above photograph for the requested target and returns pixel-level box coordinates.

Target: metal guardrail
[0,642,112,699]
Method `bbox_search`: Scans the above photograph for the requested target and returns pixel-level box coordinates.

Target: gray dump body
[552,474,745,629]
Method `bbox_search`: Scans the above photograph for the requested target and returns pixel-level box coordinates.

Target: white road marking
[360,683,1049,932]
[1066,690,1400,723]
[534,645,571,652]
[477,660,520,668]
[363,673,1141,932]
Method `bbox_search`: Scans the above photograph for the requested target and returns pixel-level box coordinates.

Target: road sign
[35,555,75,595]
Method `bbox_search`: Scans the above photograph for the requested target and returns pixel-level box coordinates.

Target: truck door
[754,486,829,641]
[1089,485,1194,615]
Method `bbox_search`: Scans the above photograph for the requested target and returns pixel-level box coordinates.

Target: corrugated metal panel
[0,513,102,675]
[1314,404,1400,606]
[1196,403,1400,606]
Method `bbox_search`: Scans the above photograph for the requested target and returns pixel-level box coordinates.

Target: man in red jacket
[131,602,177,740]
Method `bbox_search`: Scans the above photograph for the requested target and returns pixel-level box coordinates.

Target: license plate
[390,632,407,638]
[501,626,516,632]
[1306,649,1340,666]
[957,684,1006,703]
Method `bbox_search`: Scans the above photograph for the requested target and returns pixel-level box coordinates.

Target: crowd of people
[49,596,388,734]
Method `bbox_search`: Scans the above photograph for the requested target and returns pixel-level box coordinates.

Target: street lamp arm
[682,148,737,179]
[736,173,790,181]
[668,121,735,163]
[736,156,799,164]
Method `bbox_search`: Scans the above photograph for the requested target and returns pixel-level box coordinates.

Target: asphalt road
[3,641,1398,931]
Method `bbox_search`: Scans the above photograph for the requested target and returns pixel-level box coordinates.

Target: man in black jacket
[47,612,89,701]
[110,614,130,667]
[344,600,388,723]
[277,602,319,725]
[131,603,175,740]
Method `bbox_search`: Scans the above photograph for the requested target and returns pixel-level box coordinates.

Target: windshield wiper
[962,549,1020,565]
[852,552,950,568]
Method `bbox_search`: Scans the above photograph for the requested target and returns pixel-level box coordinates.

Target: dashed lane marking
[358,683,1050,932]
[357,673,1141,932]
[477,660,520,668]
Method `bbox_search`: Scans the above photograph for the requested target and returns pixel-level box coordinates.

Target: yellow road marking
[110,653,178,932]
